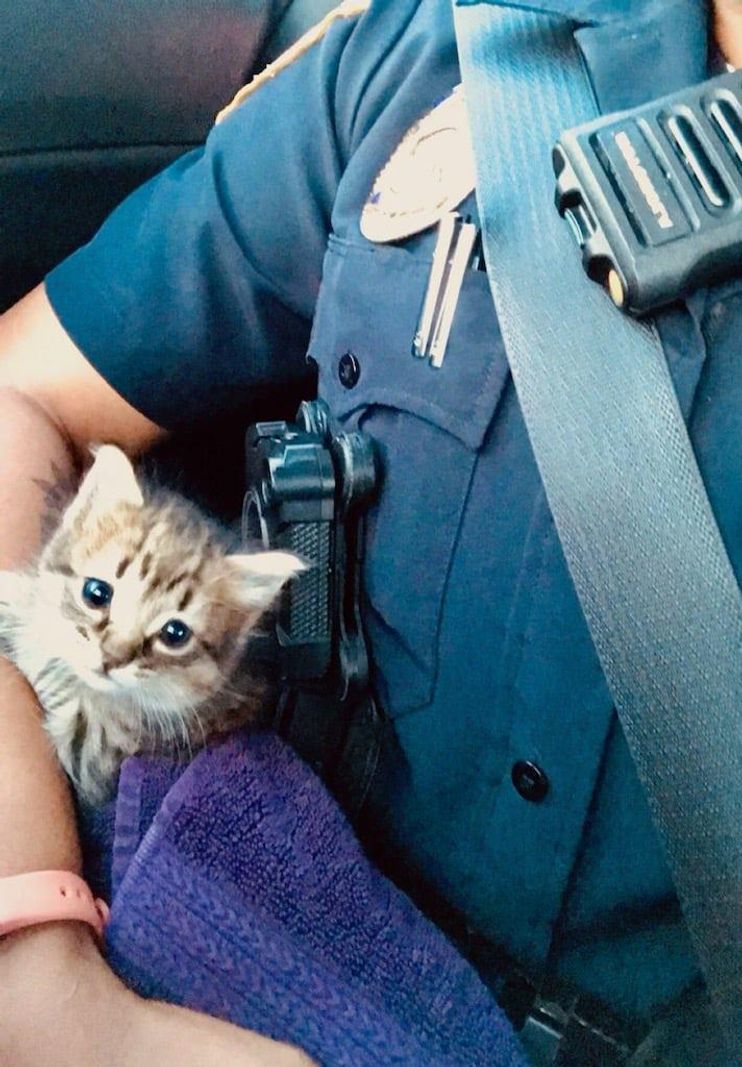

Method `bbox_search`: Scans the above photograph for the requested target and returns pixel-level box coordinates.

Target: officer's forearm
[0,387,101,1046]
[0,387,82,881]
[0,389,95,1023]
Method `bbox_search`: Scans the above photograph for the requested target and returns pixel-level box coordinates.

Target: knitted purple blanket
[81,730,526,1067]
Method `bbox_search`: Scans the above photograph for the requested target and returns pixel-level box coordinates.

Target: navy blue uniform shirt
[46,0,740,1023]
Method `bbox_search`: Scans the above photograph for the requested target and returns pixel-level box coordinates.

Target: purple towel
[82,730,526,1067]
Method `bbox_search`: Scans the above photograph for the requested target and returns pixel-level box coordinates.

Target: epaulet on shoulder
[215,0,371,125]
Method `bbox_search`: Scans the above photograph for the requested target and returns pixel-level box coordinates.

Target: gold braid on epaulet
[215,0,371,124]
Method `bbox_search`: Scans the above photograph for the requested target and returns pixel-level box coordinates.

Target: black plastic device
[242,399,376,702]
[554,70,742,314]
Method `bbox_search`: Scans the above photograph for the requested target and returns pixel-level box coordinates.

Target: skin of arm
[714,0,742,65]
[0,284,313,1067]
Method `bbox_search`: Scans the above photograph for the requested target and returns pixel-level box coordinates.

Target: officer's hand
[0,923,315,1067]
[714,0,742,67]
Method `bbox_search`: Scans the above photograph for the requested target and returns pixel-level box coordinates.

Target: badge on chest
[360,85,477,244]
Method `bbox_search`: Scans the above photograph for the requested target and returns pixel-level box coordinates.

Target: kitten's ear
[62,444,143,531]
[223,551,306,611]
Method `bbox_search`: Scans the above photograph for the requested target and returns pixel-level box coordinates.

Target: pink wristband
[0,870,109,941]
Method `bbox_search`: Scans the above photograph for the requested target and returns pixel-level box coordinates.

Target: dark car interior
[0,0,335,515]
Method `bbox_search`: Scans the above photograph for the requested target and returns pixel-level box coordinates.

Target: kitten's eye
[82,578,113,609]
[159,618,192,648]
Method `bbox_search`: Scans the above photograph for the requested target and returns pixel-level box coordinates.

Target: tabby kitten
[0,445,303,804]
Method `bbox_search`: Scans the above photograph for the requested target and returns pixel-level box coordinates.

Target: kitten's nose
[100,642,138,672]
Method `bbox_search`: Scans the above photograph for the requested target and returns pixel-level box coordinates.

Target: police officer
[0,1,739,1064]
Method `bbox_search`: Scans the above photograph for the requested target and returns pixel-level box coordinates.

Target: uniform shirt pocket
[309,234,509,716]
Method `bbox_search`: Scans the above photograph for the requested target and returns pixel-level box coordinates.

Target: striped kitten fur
[0,445,303,804]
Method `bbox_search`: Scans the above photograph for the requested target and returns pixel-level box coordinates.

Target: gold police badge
[361,85,477,243]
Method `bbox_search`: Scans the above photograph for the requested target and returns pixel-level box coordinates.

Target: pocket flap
[309,235,509,449]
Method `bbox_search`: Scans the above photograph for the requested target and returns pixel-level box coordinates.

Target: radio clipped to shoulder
[242,399,377,706]
[554,70,742,315]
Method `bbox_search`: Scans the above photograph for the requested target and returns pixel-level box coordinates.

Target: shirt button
[511,760,549,803]
[338,351,361,389]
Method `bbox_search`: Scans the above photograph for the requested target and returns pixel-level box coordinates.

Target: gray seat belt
[452,1,742,1055]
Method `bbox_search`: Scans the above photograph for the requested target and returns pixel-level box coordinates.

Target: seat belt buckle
[553,70,742,315]
[520,994,635,1067]
[519,997,568,1066]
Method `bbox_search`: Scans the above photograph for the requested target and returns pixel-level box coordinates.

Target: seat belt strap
[453,2,742,1052]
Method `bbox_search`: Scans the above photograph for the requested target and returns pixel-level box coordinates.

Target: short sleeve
[44,14,361,430]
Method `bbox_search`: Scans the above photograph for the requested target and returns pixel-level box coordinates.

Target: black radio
[554,70,742,315]
[242,399,377,705]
